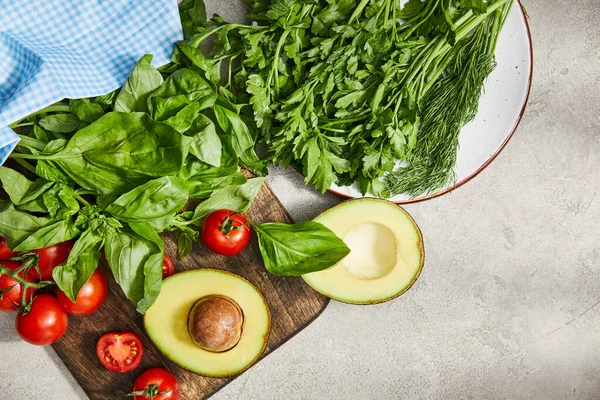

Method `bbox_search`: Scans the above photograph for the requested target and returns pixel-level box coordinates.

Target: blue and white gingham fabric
[0,0,184,164]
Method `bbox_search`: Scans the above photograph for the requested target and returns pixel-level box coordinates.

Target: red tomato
[0,236,18,259]
[0,261,36,312]
[97,332,144,373]
[57,269,107,315]
[131,368,180,400]
[15,294,68,345]
[201,210,251,256]
[162,254,175,279]
[31,241,73,280]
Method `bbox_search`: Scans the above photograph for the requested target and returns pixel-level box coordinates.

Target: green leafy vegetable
[252,221,350,276]
[114,54,164,113]
[53,228,104,301]
[105,176,189,232]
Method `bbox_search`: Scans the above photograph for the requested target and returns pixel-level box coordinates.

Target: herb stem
[14,159,37,174]
[74,193,91,207]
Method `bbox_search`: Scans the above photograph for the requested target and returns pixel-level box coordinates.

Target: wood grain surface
[50,181,329,399]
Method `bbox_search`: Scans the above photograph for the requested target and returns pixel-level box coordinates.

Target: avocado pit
[188,295,243,352]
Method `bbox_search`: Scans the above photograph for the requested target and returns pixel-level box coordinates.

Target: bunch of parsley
[190,0,513,197]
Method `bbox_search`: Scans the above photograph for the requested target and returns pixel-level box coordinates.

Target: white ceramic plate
[328,1,533,204]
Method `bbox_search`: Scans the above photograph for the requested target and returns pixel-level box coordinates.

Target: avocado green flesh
[302,198,424,304]
[144,269,270,377]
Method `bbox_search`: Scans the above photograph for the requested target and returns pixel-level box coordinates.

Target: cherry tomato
[0,261,36,312]
[162,254,175,279]
[0,236,18,259]
[31,241,73,280]
[57,269,107,315]
[131,368,180,400]
[201,210,251,256]
[97,332,144,373]
[16,294,68,345]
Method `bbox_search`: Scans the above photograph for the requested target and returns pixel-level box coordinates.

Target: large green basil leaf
[186,114,221,167]
[39,113,80,133]
[253,221,350,276]
[105,176,189,232]
[164,102,200,133]
[14,218,80,252]
[42,184,80,219]
[188,177,264,225]
[49,112,184,195]
[70,98,104,123]
[0,167,53,212]
[178,143,239,198]
[212,104,264,173]
[114,54,164,113]
[0,202,54,249]
[104,223,164,313]
[148,68,217,121]
[53,229,103,301]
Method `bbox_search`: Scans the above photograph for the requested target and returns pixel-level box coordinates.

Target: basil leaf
[212,104,263,173]
[94,89,119,106]
[114,54,164,113]
[14,218,80,252]
[53,229,103,301]
[187,114,222,167]
[33,125,49,142]
[148,68,217,121]
[0,167,53,212]
[177,42,222,85]
[188,177,264,226]
[253,221,350,276]
[179,0,207,39]
[0,202,53,249]
[178,144,238,198]
[105,223,164,314]
[42,184,80,219]
[39,113,80,133]
[175,225,198,260]
[164,102,201,133]
[70,98,104,123]
[105,176,189,232]
[49,112,184,195]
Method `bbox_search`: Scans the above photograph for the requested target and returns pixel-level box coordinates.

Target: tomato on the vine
[57,269,107,315]
[97,332,144,373]
[201,210,251,256]
[162,254,175,279]
[130,368,180,400]
[0,236,17,259]
[0,261,36,312]
[31,241,74,280]
[16,294,68,345]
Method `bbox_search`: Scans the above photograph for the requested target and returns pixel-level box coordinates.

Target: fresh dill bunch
[386,2,512,197]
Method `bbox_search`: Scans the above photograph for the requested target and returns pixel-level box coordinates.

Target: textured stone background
[1,0,600,398]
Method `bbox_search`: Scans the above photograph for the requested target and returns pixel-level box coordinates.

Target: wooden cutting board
[51,181,329,399]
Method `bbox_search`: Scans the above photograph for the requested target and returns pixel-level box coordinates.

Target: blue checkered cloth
[0,0,183,164]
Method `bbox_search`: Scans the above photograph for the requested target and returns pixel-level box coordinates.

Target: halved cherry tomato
[97,332,144,373]
[57,269,107,315]
[162,254,175,279]
[16,294,68,345]
[201,210,251,256]
[131,368,180,400]
[0,261,36,312]
[0,236,18,259]
[32,241,74,280]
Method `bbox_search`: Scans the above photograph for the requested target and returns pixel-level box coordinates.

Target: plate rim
[327,0,534,205]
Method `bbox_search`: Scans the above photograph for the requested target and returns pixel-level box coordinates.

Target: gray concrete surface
[1,0,600,399]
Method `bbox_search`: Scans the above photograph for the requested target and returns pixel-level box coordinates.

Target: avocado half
[302,198,424,304]
[144,269,271,377]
